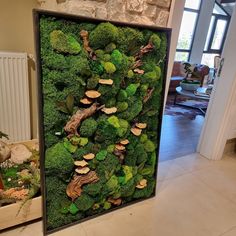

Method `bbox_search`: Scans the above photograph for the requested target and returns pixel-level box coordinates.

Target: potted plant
[180,62,201,91]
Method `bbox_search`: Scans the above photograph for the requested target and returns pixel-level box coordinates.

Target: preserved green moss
[50,30,81,54]
[89,22,119,49]
[80,118,98,137]
[45,143,74,179]
[40,15,168,230]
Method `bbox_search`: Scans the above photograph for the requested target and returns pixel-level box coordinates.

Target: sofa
[169,61,210,93]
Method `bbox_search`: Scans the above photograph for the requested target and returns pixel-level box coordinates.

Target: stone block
[67,3,96,17]
[107,0,125,21]
[126,0,144,13]
[96,7,108,19]
[156,9,169,27]
[88,0,107,2]
[147,0,171,8]
[56,0,66,3]
[143,3,157,19]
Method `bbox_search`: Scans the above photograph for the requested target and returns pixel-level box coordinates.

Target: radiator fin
[0,52,31,141]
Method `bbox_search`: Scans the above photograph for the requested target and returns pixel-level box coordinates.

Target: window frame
[203,2,231,55]
[176,1,203,61]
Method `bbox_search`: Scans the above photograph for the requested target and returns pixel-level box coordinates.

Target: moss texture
[39,15,168,231]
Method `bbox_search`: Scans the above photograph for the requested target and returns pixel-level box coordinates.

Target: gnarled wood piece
[80,30,93,53]
[143,88,154,103]
[64,103,99,135]
[135,43,154,60]
[133,42,154,69]
[66,171,99,201]
[108,197,122,206]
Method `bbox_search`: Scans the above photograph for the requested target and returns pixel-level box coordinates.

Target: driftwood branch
[143,88,154,103]
[132,42,154,69]
[64,103,100,136]
[66,171,99,201]
[80,30,96,59]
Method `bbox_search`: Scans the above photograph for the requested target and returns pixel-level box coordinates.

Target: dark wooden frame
[33,9,171,236]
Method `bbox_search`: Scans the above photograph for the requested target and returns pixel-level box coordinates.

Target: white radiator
[0,52,31,141]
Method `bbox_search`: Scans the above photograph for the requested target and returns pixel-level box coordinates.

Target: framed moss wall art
[34,10,171,235]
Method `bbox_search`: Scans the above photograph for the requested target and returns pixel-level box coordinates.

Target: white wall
[198,6,236,160]
[164,0,185,101]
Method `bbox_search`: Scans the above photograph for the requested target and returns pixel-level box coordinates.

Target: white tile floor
[2,152,236,236]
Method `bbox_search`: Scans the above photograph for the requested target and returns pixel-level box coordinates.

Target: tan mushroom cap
[131,127,142,136]
[139,179,147,186]
[136,178,147,189]
[83,153,95,160]
[135,123,147,129]
[75,167,90,174]
[115,144,126,151]
[136,184,146,189]
[99,79,113,85]
[119,139,129,145]
[134,68,145,74]
[80,97,93,104]
[101,107,117,114]
[74,160,88,167]
[85,90,101,99]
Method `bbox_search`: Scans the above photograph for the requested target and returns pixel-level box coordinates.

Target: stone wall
[37,0,172,27]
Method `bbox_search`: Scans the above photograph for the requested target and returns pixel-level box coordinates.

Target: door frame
[197,7,236,160]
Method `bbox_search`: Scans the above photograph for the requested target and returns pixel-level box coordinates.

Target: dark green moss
[45,143,74,179]
[80,118,98,137]
[74,194,95,211]
[40,15,168,228]
[89,22,119,49]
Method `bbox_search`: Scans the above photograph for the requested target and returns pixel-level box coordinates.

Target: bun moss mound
[40,15,168,231]
[45,143,74,179]
[89,22,119,49]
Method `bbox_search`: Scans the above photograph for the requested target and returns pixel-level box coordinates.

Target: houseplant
[180,62,201,91]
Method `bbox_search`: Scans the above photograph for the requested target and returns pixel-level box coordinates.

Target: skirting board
[0,196,42,230]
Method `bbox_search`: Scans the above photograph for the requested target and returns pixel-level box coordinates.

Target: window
[185,0,201,10]
[175,0,202,61]
[177,11,198,50]
[201,3,230,68]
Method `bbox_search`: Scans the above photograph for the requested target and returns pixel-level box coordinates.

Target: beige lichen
[115,144,126,151]
[80,97,93,105]
[119,139,129,145]
[135,123,147,129]
[83,153,95,160]
[98,79,113,85]
[131,127,142,136]
[74,160,88,167]
[85,90,101,99]
[101,107,117,114]
[75,167,90,174]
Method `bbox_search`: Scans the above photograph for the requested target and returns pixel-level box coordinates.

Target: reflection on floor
[159,114,205,162]
[2,152,236,236]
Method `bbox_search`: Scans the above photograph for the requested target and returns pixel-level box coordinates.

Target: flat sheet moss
[39,14,168,232]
